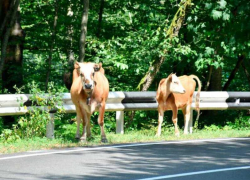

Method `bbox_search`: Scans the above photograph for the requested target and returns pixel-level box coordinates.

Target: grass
[1,128,250,154]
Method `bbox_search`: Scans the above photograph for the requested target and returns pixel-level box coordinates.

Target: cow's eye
[92,72,95,76]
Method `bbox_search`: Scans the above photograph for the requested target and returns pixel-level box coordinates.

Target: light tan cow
[70,62,109,143]
[156,74,201,136]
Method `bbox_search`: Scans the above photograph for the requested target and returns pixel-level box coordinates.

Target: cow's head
[168,73,186,94]
[74,62,102,92]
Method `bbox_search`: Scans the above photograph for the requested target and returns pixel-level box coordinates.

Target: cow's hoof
[175,132,180,137]
[155,134,161,137]
[101,137,108,143]
[80,137,87,143]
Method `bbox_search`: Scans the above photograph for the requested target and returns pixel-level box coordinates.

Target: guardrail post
[116,111,124,134]
[46,113,55,139]
[189,110,193,134]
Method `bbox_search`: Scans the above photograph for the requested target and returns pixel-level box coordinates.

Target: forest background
[0,0,250,144]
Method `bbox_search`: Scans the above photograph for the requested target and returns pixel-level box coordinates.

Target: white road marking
[0,137,249,161]
[137,166,250,180]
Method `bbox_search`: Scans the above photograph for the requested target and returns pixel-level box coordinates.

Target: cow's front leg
[80,111,88,143]
[156,107,164,137]
[98,103,108,143]
[172,108,180,137]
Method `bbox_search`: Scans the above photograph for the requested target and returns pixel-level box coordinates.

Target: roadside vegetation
[1,127,250,154]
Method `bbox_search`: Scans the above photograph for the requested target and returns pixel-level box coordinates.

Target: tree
[222,55,245,91]
[63,1,76,91]
[79,0,89,62]
[0,0,25,93]
[45,0,58,91]
[96,0,105,38]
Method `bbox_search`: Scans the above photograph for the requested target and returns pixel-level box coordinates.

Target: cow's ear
[94,63,102,72]
[74,61,80,69]
[167,73,173,81]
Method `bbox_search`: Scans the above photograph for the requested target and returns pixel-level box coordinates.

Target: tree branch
[137,0,192,91]
[241,61,250,88]
[204,65,213,91]
[222,55,244,91]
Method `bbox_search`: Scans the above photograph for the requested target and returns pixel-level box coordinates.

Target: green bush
[0,118,3,134]
[226,112,250,130]
[0,82,65,142]
[203,112,250,131]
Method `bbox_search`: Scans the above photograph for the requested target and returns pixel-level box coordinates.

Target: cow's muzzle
[85,84,92,89]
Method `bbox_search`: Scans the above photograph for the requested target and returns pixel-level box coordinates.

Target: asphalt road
[0,137,250,180]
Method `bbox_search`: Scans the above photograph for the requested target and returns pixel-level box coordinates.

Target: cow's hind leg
[156,107,164,137]
[75,114,81,139]
[86,114,91,138]
[98,104,108,143]
[172,107,180,137]
[182,104,191,134]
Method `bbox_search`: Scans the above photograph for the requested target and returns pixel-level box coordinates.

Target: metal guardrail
[0,91,250,137]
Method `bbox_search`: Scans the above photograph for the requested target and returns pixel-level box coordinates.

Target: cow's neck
[164,77,172,100]
[84,90,93,106]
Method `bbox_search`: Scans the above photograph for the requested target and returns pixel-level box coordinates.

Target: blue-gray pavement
[0,138,250,180]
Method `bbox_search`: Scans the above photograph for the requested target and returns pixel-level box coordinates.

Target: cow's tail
[190,75,202,121]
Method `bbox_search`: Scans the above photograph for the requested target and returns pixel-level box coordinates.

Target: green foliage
[15,0,250,94]
[0,118,3,134]
[226,112,250,130]
[204,124,222,131]
[203,112,250,131]
[55,123,77,141]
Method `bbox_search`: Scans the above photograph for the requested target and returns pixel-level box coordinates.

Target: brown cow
[156,74,201,136]
[70,62,109,143]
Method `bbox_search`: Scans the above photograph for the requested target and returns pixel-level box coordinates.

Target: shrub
[0,82,65,142]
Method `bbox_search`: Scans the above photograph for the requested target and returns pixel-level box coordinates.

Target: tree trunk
[137,0,192,91]
[205,66,222,124]
[0,0,24,93]
[63,2,75,91]
[137,56,165,91]
[241,61,250,88]
[79,0,89,62]
[45,0,58,91]
[222,55,244,91]
[0,0,24,128]
[96,0,105,38]
[209,67,222,91]
[204,66,213,91]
